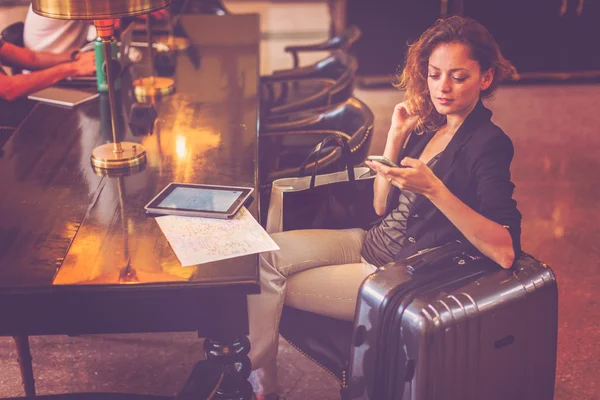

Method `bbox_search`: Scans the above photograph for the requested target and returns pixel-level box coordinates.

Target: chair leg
[13,335,36,397]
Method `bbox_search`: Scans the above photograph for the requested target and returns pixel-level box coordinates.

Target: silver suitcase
[345,244,558,400]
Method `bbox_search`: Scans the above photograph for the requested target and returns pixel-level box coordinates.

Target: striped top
[361,153,442,267]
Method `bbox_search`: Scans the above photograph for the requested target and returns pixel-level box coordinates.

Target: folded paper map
[155,207,279,266]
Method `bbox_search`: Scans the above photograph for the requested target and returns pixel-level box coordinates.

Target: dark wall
[348,0,600,76]
[347,0,440,77]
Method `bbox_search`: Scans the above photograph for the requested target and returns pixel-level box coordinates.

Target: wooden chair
[260,97,373,177]
[260,52,358,123]
[258,97,374,224]
[284,25,361,68]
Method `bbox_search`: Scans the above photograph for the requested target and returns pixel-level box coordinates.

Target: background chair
[280,303,352,386]
[261,77,337,120]
[1,21,24,47]
[258,97,374,224]
[284,25,361,68]
[260,52,358,123]
[260,97,374,177]
[0,22,25,75]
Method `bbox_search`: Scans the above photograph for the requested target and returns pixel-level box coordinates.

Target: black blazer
[386,100,522,262]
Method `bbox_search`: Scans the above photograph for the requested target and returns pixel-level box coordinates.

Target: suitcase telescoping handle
[402,240,478,274]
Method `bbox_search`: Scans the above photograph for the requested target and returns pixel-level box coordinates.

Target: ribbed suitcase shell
[345,255,558,400]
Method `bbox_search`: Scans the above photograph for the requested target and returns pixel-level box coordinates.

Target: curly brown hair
[396,16,518,132]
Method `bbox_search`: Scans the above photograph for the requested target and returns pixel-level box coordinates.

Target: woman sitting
[248,15,521,400]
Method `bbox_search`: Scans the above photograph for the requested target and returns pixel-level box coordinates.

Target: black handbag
[265,134,379,233]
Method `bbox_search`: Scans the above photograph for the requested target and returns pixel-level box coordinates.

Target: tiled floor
[1,2,600,399]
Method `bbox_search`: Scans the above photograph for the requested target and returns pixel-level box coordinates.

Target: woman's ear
[481,68,494,91]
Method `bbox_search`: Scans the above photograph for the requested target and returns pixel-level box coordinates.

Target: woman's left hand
[367,157,444,199]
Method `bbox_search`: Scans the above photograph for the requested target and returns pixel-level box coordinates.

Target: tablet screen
[157,187,243,212]
[145,183,254,218]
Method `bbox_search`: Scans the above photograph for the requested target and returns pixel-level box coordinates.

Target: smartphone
[366,155,399,168]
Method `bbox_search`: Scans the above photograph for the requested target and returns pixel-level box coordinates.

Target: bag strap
[298,134,355,188]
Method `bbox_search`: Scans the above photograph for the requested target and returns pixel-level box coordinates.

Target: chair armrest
[260,114,324,133]
[284,38,343,54]
[261,129,350,139]
[284,26,362,68]
[260,75,329,84]
[269,63,320,80]
[260,129,352,182]
[261,77,336,118]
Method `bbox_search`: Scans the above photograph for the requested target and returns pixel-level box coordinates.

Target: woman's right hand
[71,52,96,77]
[372,102,419,215]
[390,102,419,138]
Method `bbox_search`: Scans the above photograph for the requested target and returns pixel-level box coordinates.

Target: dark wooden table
[0,14,260,399]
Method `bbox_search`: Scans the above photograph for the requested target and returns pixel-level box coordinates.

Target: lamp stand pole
[91,19,146,170]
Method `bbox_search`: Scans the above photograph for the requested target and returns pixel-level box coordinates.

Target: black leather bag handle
[298,134,355,189]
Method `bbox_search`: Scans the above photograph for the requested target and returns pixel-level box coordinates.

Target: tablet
[27,86,99,108]
[59,74,97,87]
[144,183,254,219]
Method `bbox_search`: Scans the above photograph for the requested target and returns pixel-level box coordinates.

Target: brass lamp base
[91,142,146,169]
[91,160,147,177]
[133,76,175,102]
[156,35,190,51]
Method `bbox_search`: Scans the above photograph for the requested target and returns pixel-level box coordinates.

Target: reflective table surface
[0,14,261,337]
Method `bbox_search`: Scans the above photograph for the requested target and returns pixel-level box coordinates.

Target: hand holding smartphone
[366,155,399,168]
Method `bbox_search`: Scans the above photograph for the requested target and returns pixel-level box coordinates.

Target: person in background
[23,4,93,53]
[0,34,95,101]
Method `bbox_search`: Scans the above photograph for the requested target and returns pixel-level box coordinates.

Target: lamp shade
[32,0,171,20]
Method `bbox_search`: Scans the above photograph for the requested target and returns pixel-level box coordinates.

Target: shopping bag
[266,134,379,233]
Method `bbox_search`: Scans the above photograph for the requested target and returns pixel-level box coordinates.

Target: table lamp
[31,0,171,170]
[132,14,176,102]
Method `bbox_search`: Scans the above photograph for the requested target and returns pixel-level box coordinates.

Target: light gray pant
[247,228,377,395]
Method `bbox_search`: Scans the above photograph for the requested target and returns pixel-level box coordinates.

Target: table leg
[13,335,36,397]
[203,336,253,400]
